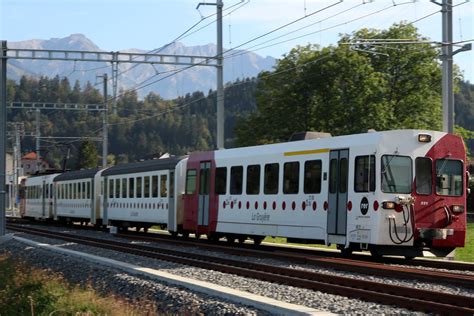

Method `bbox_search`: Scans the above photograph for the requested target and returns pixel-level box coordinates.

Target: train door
[198,162,211,226]
[327,149,349,243]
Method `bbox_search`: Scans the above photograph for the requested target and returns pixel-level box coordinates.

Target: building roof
[22,152,37,160]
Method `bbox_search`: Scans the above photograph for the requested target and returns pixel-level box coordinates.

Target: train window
[129,178,135,198]
[87,182,91,199]
[435,159,463,196]
[50,184,53,199]
[73,183,77,199]
[122,178,127,198]
[264,163,279,195]
[284,162,299,194]
[354,156,375,192]
[115,179,120,199]
[381,155,412,194]
[199,168,210,195]
[339,158,348,194]
[416,158,432,195]
[109,179,114,198]
[152,175,159,197]
[230,166,243,195]
[246,165,260,195]
[329,159,337,194]
[215,167,227,195]
[304,160,322,194]
[185,169,197,194]
[144,176,150,198]
[170,172,175,198]
[136,177,143,198]
[81,182,85,199]
[161,175,168,197]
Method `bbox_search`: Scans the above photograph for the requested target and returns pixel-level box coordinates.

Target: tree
[235,23,444,146]
[76,139,99,169]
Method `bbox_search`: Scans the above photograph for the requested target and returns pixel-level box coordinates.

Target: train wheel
[370,247,383,259]
[337,245,353,256]
[226,236,236,244]
[195,233,202,240]
[181,232,189,239]
[238,236,247,244]
[253,237,264,246]
[208,234,220,243]
[170,231,178,238]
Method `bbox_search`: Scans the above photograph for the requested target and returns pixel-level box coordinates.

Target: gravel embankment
[5,225,473,314]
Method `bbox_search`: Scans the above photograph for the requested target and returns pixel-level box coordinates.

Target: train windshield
[381,155,412,194]
[435,159,463,196]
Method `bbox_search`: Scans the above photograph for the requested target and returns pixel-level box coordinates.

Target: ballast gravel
[2,227,439,315]
[1,238,269,316]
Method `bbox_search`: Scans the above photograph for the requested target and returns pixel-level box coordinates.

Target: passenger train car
[54,168,105,225]
[24,173,60,220]
[20,130,468,258]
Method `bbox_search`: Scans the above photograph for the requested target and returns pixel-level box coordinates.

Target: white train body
[19,130,467,257]
[182,130,467,256]
[54,168,105,224]
[101,158,181,229]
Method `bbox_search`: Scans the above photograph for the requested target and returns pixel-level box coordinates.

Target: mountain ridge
[7,34,276,99]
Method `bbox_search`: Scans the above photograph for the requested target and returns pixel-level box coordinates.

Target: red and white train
[23,129,468,258]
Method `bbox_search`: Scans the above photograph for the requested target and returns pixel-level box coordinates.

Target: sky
[0,0,473,83]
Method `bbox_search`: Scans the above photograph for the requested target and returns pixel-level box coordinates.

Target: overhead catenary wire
[101,0,345,104]
[74,0,465,134]
[92,0,458,130]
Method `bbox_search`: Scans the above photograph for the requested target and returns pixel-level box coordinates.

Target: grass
[0,254,155,316]
[455,222,474,262]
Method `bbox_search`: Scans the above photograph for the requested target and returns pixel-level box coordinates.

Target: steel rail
[6,224,474,315]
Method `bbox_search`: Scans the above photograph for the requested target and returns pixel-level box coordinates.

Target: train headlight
[382,201,396,209]
[418,134,432,143]
[452,205,464,213]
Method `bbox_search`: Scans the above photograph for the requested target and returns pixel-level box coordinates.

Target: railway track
[120,229,474,273]
[9,218,473,273]
[7,223,474,315]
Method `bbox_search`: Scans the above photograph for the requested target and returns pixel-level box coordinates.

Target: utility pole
[111,57,118,115]
[0,41,7,236]
[441,0,454,134]
[216,0,224,149]
[197,0,225,149]
[35,109,41,171]
[13,124,21,210]
[432,0,471,133]
[101,74,108,168]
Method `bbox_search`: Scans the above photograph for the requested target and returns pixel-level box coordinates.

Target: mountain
[7,34,276,99]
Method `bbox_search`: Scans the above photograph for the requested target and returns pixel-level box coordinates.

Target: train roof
[54,168,103,182]
[102,156,184,176]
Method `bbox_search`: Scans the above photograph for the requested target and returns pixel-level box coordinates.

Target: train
[21,129,468,258]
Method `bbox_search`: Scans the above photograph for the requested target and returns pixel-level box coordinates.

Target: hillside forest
[5,23,474,170]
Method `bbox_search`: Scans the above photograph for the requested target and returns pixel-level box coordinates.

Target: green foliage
[236,23,444,146]
[76,139,99,169]
[455,81,474,156]
[0,254,154,315]
[7,75,257,164]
